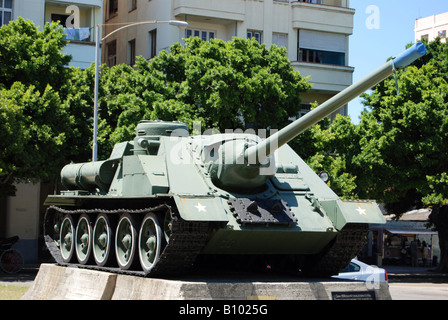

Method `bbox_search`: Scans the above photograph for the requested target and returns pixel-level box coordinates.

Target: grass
[0,284,30,300]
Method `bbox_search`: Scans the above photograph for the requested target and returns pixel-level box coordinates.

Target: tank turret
[44,43,426,277]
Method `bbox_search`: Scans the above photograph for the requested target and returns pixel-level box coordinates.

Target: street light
[92,20,189,162]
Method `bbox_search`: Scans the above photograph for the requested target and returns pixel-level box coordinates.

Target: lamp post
[92,20,189,162]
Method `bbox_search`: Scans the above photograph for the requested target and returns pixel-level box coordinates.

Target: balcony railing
[294,0,350,9]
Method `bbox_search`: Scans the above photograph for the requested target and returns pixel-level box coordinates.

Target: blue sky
[348,0,448,123]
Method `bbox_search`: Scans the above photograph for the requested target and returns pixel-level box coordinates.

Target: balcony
[173,0,245,22]
[292,1,355,34]
[44,1,102,68]
[292,61,354,93]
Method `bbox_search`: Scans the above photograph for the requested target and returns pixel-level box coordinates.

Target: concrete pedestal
[22,264,391,300]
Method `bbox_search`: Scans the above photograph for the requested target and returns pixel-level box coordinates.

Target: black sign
[331,291,376,300]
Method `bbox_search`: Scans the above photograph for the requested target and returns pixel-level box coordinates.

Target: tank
[43,43,426,276]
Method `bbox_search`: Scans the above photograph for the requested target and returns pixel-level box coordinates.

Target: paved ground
[383,265,448,283]
[0,265,38,287]
[389,282,448,300]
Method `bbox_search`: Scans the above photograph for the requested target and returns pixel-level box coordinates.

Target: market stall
[383,229,438,266]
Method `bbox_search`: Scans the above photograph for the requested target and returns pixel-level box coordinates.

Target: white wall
[6,183,41,263]
[13,0,45,27]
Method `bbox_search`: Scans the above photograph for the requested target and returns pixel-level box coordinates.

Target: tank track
[44,204,212,277]
[44,205,369,278]
[307,223,369,276]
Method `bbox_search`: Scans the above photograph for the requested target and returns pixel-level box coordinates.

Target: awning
[385,228,438,236]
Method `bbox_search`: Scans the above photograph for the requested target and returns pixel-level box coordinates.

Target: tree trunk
[429,205,448,273]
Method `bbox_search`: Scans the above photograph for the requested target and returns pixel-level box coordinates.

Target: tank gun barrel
[245,42,427,164]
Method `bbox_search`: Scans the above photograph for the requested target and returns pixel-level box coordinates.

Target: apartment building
[102,0,355,116]
[3,0,103,68]
[415,12,448,43]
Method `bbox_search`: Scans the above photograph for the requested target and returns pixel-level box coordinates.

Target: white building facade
[415,12,448,44]
[103,0,355,114]
[3,0,103,69]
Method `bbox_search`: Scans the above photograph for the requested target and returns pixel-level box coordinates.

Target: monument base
[22,264,391,300]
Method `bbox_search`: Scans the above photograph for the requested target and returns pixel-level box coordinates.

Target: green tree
[361,41,448,271]
[64,62,147,160]
[60,66,97,162]
[0,83,71,195]
[0,18,73,195]
[93,37,311,158]
[300,114,359,199]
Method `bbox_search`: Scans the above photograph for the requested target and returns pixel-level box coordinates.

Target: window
[129,0,137,12]
[299,0,322,3]
[51,13,70,28]
[148,29,157,59]
[0,0,13,27]
[108,0,118,19]
[340,262,361,273]
[421,34,429,41]
[298,29,346,66]
[438,30,446,39]
[299,48,345,66]
[185,29,215,41]
[273,32,288,49]
[288,104,312,121]
[107,40,117,67]
[128,39,136,66]
[247,30,262,44]
[299,103,311,118]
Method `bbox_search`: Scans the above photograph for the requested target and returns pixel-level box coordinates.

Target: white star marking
[356,206,367,216]
[195,203,207,213]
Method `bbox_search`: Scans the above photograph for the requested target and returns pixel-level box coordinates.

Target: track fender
[173,195,229,222]
[320,199,386,230]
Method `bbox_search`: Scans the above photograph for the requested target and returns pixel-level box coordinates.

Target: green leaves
[0,17,71,93]
[423,173,448,206]
[98,37,310,150]
[0,83,70,184]
[299,40,448,213]
[0,21,311,195]
[0,19,73,194]
[307,39,448,211]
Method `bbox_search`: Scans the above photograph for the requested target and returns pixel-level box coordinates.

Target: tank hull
[44,180,378,276]
[43,128,385,277]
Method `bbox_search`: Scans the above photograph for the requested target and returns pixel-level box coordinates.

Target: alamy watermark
[365,265,384,290]
[165,121,278,176]
[365,5,380,30]
[65,5,80,29]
